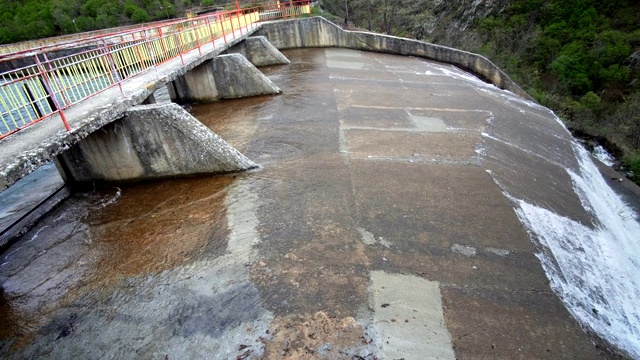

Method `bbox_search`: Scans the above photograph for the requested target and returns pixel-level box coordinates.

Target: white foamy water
[593,145,615,167]
[512,144,640,358]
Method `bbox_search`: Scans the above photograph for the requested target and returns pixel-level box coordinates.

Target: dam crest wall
[257,17,532,100]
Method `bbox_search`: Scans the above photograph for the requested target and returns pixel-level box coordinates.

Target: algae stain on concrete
[451,244,477,257]
[357,227,376,245]
[357,227,392,248]
[485,247,510,256]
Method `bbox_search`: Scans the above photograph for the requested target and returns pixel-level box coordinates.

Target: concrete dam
[1,16,640,359]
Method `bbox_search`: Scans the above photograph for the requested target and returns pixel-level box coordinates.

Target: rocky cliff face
[321,0,510,50]
[419,0,510,47]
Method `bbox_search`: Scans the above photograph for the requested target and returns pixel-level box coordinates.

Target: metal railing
[0,0,311,139]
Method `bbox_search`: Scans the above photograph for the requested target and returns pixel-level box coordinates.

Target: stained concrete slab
[411,109,492,131]
[329,67,402,81]
[349,161,536,253]
[442,286,602,359]
[409,115,448,132]
[345,130,481,161]
[326,60,365,70]
[366,246,553,292]
[339,107,414,129]
[369,271,455,360]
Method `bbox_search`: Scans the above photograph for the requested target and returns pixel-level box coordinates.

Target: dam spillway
[1,43,639,360]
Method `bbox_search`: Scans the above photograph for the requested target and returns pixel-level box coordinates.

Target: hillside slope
[0,0,231,44]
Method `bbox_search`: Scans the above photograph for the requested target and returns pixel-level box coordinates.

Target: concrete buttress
[226,36,291,67]
[168,53,281,103]
[55,103,257,184]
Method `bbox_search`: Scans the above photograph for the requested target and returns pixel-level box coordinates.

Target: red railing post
[158,27,168,58]
[194,22,203,56]
[205,16,213,45]
[42,53,71,107]
[133,39,146,77]
[143,29,160,78]
[219,15,227,45]
[101,41,125,98]
[177,28,186,65]
[33,54,70,131]
[231,14,236,40]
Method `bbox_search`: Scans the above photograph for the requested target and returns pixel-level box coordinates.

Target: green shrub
[580,91,601,110]
[131,8,151,22]
[622,154,640,184]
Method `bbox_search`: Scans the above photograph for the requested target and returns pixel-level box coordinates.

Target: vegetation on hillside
[0,0,190,43]
[323,0,640,181]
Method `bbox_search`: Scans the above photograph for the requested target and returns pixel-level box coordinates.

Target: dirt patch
[261,311,370,359]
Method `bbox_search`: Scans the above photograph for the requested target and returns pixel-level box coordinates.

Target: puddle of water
[0,175,235,346]
[86,176,234,278]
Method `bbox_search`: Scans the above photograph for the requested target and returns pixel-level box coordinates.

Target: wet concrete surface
[0,164,62,231]
[0,163,65,247]
[0,48,619,358]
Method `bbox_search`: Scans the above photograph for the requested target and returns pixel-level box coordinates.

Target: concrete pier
[226,36,291,67]
[0,24,263,191]
[56,103,257,184]
[168,53,281,103]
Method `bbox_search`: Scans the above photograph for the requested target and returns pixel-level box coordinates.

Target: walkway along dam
[1,14,640,359]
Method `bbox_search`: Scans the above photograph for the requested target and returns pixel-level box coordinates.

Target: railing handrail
[0,0,310,62]
[0,0,312,140]
[0,13,226,63]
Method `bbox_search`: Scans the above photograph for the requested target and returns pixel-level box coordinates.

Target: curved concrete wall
[256,17,532,100]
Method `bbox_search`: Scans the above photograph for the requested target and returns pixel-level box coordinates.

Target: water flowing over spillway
[511,144,640,358]
[476,83,640,357]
